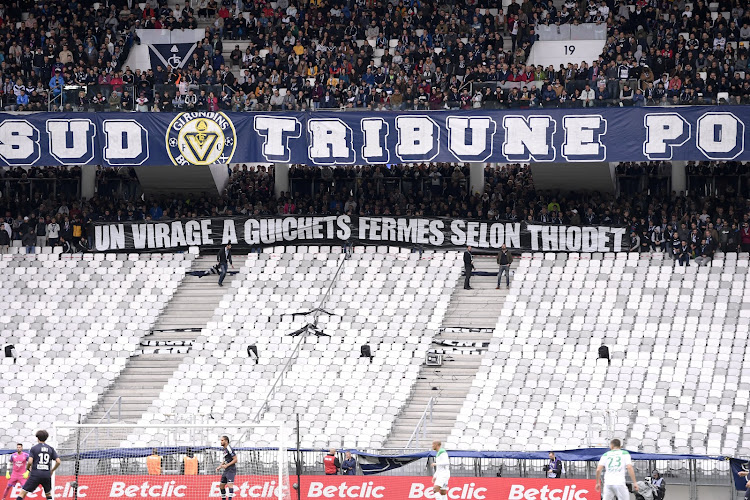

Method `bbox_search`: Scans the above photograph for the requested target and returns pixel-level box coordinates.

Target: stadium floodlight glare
[52,423,291,500]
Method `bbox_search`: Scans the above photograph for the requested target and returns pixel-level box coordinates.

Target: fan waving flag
[148,42,197,69]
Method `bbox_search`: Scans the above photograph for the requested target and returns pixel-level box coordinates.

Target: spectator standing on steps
[22,227,35,254]
[46,218,60,248]
[463,246,474,290]
[496,245,513,289]
[217,243,232,286]
[0,221,9,253]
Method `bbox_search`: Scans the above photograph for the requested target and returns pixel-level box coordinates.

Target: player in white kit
[431,440,450,500]
[596,439,638,500]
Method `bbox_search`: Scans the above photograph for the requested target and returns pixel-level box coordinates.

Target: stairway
[385,255,514,449]
[442,255,511,328]
[73,255,246,448]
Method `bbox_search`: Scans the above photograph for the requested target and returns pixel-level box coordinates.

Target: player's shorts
[7,475,25,486]
[22,475,52,495]
[433,472,450,490]
[221,469,236,484]
[602,484,630,500]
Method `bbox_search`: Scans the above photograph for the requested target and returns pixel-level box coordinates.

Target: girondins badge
[166,112,237,166]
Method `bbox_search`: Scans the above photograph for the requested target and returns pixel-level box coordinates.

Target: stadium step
[384,257,511,448]
[441,256,513,329]
[73,256,249,448]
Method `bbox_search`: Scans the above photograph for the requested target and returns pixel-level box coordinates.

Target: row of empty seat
[128,249,460,449]
[0,253,192,447]
[448,252,750,457]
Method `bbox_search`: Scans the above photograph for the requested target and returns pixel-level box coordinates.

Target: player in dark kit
[16,430,60,500]
[215,436,238,500]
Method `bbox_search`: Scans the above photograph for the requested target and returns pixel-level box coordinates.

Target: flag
[148,42,197,69]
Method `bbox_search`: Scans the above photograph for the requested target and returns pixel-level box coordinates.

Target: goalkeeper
[2,444,28,500]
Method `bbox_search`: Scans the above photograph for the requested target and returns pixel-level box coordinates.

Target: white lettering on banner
[642,113,690,160]
[47,119,96,164]
[9,483,88,498]
[222,219,239,244]
[110,481,187,498]
[185,220,202,246]
[155,223,170,248]
[407,482,487,499]
[561,115,607,161]
[307,481,385,498]
[102,120,150,165]
[359,217,444,245]
[696,112,745,160]
[0,120,40,165]
[95,224,125,251]
[308,118,355,164]
[449,220,522,248]
[507,484,589,500]
[244,216,350,245]
[395,116,440,162]
[132,219,210,248]
[446,116,496,161]
[253,115,301,162]
[131,224,147,249]
[97,218,630,252]
[360,118,389,163]
[502,116,556,161]
[170,221,187,247]
[526,225,625,252]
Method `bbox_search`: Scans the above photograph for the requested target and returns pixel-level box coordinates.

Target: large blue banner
[0,107,746,167]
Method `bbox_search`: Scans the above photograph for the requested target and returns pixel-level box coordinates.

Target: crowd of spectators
[2,162,750,263]
[3,0,750,111]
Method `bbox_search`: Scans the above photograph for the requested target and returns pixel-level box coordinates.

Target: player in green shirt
[596,439,638,500]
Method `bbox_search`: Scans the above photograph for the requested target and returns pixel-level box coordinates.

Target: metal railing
[29,80,746,113]
[34,448,738,484]
[49,84,137,112]
[404,398,435,450]
[0,177,80,202]
[79,396,122,450]
[251,252,349,425]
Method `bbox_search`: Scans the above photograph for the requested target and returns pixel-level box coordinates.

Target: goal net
[51,424,291,500]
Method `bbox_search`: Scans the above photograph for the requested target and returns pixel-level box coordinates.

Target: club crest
[166,112,237,166]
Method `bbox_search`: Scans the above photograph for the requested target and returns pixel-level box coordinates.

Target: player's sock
[228,487,234,499]
[220,487,226,500]
[440,493,448,500]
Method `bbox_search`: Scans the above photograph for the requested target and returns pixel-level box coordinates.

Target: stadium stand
[3,3,750,493]
[0,252,193,446]
[0,0,748,111]
[3,161,749,238]
[125,248,460,449]
[449,250,750,456]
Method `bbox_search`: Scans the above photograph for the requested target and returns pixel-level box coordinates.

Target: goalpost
[51,424,292,500]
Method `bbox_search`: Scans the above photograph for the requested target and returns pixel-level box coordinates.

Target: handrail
[251,251,349,425]
[80,396,122,449]
[405,397,435,450]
